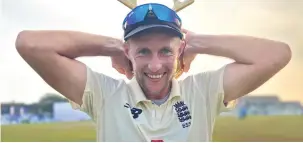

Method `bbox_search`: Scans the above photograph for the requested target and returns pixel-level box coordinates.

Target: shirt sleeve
[205,65,236,114]
[69,65,121,121]
[182,65,236,117]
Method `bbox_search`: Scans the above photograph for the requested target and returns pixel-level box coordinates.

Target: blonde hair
[174,54,183,79]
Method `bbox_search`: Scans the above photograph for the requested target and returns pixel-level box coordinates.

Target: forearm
[188,35,291,67]
[16,30,123,59]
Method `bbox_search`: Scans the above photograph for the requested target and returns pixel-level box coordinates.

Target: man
[15,3,291,142]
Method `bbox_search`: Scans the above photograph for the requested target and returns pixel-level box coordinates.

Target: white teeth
[147,74,163,79]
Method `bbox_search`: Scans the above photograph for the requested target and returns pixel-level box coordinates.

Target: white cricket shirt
[70,65,235,141]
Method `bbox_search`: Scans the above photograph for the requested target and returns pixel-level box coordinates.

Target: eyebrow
[135,47,149,52]
[135,46,173,53]
[161,46,173,50]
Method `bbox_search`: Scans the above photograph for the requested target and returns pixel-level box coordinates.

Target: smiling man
[15,3,291,142]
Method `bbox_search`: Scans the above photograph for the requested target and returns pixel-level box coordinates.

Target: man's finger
[115,67,125,74]
[184,64,190,72]
[125,70,133,80]
[181,28,188,34]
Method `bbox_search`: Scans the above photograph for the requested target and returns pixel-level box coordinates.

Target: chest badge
[173,101,192,128]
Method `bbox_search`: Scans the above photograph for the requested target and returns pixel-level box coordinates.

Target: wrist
[185,34,210,54]
[102,37,124,56]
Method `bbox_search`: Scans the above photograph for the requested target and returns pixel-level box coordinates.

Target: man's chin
[143,83,170,97]
[145,80,166,91]
[138,73,172,96]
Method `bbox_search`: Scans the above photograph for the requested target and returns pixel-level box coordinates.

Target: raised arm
[15,30,124,105]
[183,29,291,102]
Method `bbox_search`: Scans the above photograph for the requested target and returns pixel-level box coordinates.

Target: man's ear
[123,42,130,59]
[178,40,186,58]
[123,41,134,73]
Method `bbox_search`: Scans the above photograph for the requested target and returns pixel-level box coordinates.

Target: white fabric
[69,65,235,141]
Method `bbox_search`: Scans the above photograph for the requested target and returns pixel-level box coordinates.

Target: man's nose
[148,56,162,72]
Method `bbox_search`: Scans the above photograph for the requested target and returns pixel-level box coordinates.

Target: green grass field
[1,116,303,142]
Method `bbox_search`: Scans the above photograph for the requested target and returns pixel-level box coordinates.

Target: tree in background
[39,93,68,104]
[38,93,68,117]
[1,93,68,116]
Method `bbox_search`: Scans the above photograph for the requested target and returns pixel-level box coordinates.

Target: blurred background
[1,0,302,141]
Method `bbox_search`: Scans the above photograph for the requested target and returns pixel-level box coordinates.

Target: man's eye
[161,48,173,55]
[138,49,150,55]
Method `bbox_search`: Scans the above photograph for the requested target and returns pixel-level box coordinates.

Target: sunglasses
[122,3,182,30]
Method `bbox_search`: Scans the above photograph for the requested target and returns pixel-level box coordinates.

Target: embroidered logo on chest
[124,103,142,119]
[173,101,192,128]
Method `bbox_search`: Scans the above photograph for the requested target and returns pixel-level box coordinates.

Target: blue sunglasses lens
[124,6,149,25]
[152,5,180,24]
[123,4,181,29]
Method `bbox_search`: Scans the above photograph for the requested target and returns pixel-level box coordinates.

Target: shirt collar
[128,77,181,105]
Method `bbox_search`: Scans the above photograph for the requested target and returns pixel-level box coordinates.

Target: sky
[0,0,302,104]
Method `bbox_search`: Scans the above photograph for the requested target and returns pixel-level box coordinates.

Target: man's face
[125,33,184,99]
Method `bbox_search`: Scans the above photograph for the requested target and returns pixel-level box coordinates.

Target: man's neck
[152,93,171,106]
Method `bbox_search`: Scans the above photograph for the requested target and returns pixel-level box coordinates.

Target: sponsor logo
[124,103,142,119]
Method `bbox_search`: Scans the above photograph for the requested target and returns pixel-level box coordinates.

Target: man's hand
[181,29,291,102]
[181,29,198,72]
[111,52,134,80]
[16,31,124,105]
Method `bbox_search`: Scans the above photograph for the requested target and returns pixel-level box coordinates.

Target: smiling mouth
[144,72,166,80]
